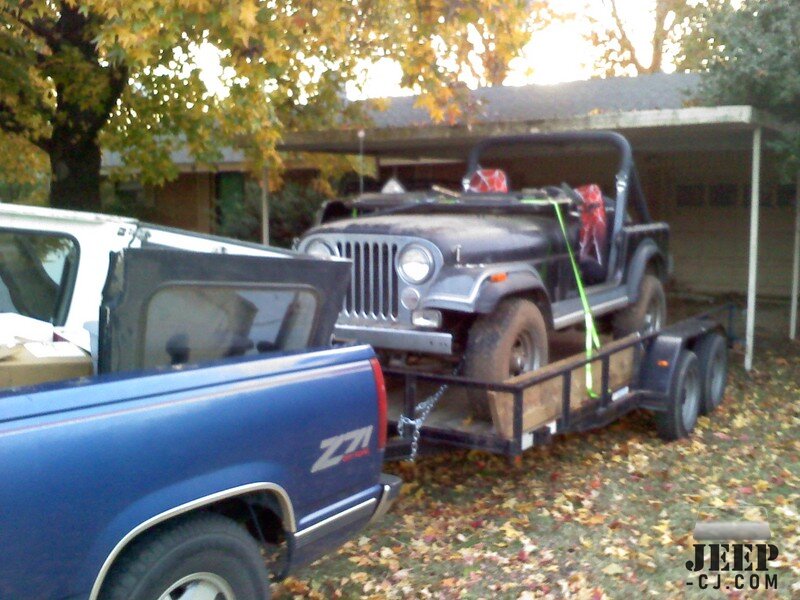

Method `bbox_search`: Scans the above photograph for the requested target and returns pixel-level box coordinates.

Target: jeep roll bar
[463,130,651,275]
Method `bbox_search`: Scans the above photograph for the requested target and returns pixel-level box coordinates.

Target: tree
[0,1,534,211]
[699,0,800,174]
[582,0,731,76]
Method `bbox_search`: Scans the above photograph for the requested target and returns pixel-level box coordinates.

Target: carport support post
[745,127,762,371]
[790,170,800,339]
[260,166,269,245]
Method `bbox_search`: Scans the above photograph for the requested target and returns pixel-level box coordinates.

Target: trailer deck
[384,306,735,461]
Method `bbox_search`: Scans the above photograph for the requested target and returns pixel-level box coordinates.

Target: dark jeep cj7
[299,132,670,418]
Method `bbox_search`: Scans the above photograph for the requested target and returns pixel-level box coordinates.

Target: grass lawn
[274,338,800,599]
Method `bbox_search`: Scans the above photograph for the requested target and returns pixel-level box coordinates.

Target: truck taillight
[369,357,387,450]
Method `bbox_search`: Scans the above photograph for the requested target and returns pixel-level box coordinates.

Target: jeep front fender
[421,265,550,318]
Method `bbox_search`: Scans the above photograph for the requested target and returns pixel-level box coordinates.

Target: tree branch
[0,100,51,152]
[604,0,645,73]
[0,7,60,50]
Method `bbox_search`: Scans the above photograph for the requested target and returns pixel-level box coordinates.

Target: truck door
[98,248,350,374]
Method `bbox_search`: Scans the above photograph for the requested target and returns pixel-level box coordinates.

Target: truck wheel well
[95,490,290,599]
[204,492,287,545]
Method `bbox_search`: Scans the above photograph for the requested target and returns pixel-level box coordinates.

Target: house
[101,73,800,366]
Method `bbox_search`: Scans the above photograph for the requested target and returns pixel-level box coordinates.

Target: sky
[345,0,663,100]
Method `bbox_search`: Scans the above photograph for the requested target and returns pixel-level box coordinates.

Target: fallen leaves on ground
[274,339,800,599]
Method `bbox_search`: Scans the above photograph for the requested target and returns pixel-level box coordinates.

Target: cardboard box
[488,336,638,440]
[0,342,93,389]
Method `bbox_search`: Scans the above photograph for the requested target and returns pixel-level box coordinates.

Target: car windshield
[0,231,78,325]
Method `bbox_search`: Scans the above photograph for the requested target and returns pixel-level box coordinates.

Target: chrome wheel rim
[158,572,236,600]
[681,365,701,431]
[509,330,540,376]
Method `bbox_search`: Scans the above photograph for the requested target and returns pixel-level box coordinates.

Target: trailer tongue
[384,306,735,462]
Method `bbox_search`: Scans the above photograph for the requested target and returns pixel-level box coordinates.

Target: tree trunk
[48,134,103,212]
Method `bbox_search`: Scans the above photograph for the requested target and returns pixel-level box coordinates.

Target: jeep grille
[335,240,399,320]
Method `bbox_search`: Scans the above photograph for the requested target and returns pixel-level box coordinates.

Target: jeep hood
[306,213,578,263]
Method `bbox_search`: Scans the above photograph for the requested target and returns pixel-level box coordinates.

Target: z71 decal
[311,426,373,473]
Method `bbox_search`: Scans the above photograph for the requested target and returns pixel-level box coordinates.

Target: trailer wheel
[464,298,549,420]
[696,333,728,414]
[613,275,666,338]
[656,350,701,441]
[99,513,270,600]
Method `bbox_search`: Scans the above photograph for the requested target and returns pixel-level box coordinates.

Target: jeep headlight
[398,244,434,284]
[305,239,337,259]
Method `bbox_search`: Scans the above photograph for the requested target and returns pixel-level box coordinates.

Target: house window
[675,184,705,207]
[215,172,246,226]
[708,183,738,206]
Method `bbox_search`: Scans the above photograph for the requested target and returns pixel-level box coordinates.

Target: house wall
[150,172,215,233]
[648,150,794,297]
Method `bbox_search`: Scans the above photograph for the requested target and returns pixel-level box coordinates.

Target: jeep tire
[464,298,549,421]
[613,274,666,338]
[99,513,270,600]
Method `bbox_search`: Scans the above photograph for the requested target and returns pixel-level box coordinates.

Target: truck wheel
[613,274,666,338]
[464,298,549,421]
[100,513,270,600]
[696,333,728,414]
[656,350,701,441]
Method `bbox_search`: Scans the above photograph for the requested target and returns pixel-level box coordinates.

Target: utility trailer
[384,307,734,462]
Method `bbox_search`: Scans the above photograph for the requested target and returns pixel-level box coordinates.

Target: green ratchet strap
[522,198,601,397]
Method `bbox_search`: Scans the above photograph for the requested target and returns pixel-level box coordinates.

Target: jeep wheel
[99,513,270,600]
[613,274,666,338]
[464,298,549,421]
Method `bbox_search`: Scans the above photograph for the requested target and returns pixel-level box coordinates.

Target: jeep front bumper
[334,324,453,355]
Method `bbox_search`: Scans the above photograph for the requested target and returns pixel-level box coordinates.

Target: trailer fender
[626,240,665,302]
[637,333,686,402]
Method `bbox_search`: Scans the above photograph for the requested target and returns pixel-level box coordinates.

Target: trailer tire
[696,333,728,414]
[656,350,701,441]
[99,513,270,600]
[613,275,666,338]
[464,298,549,421]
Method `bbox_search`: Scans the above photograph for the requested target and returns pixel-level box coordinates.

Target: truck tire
[696,333,728,415]
[464,298,549,421]
[100,513,270,600]
[613,274,666,338]
[656,350,701,441]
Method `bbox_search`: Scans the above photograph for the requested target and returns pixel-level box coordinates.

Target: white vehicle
[0,203,289,356]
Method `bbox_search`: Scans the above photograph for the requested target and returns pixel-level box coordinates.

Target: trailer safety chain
[521,195,602,397]
[397,364,461,461]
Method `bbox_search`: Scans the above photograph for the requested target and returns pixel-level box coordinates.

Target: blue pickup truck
[0,212,400,600]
